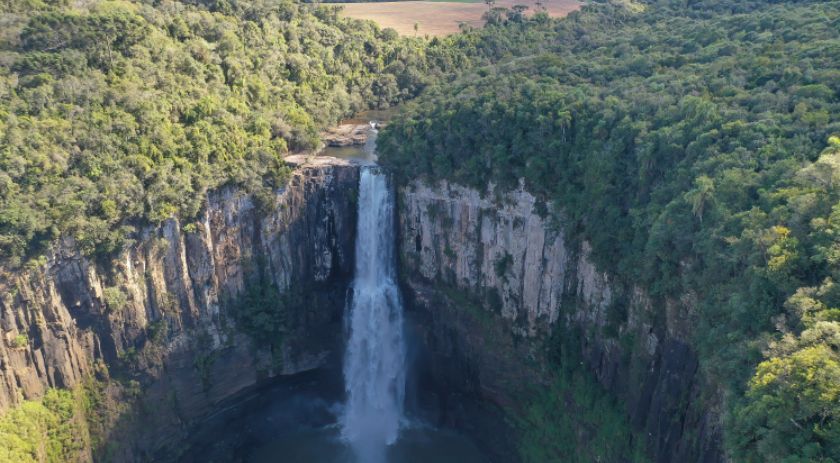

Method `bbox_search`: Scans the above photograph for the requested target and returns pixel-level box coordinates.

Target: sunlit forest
[1,0,838,462]
[380,1,840,460]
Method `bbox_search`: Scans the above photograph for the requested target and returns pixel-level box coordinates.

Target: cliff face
[398,180,723,463]
[0,158,359,459]
[0,158,725,461]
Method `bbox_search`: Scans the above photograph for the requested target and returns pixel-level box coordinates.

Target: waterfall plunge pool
[177,167,490,463]
[176,358,488,463]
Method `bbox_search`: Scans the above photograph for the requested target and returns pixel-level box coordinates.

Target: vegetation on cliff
[379,0,840,460]
[0,389,90,463]
[516,324,649,463]
[3,0,838,460]
[0,1,599,460]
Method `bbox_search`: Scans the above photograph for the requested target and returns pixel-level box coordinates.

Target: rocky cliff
[0,156,726,461]
[398,180,723,463]
[0,157,359,460]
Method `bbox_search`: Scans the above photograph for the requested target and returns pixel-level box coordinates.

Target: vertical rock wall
[0,159,360,458]
[398,179,723,463]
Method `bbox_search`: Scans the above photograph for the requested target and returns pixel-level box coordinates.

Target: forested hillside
[0,0,453,269]
[0,2,609,460]
[3,0,839,461]
[379,0,840,461]
[0,0,570,272]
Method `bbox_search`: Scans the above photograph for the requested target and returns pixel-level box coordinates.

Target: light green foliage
[101,286,127,313]
[737,344,840,462]
[380,0,840,459]
[10,333,28,349]
[0,0,448,268]
[0,389,90,463]
[731,279,840,462]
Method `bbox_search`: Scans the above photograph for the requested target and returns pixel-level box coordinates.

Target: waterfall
[341,167,406,462]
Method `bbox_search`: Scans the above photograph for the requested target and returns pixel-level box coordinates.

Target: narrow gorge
[0,153,723,462]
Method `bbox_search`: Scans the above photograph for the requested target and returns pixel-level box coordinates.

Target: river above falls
[178,112,489,463]
[318,108,396,163]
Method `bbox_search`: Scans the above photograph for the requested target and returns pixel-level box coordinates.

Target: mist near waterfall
[341,167,407,463]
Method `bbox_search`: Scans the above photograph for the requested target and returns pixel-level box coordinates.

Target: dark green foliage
[494,251,512,278]
[194,349,220,392]
[20,10,147,72]
[516,373,649,463]
[379,1,840,460]
[514,324,648,463]
[230,277,290,352]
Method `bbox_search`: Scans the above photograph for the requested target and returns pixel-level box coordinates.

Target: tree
[508,5,529,22]
[684,175,715,222]
[735,341,840,461]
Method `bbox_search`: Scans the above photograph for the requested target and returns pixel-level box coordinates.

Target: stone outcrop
[398,179,723,463]
[0,158,360,459]
[321,123,376,147]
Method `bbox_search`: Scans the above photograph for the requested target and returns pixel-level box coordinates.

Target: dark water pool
[177,371,487,463]
[248,424,486,463]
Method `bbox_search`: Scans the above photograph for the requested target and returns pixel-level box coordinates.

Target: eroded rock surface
[0,161,359,459]
[399,179,723,463]
[322,123,375,147]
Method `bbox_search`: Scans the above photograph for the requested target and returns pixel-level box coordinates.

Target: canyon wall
[0,156,726,462]
[398,180,723,463]
[0,158,359,460]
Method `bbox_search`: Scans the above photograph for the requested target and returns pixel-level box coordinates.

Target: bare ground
[335,0,581,36]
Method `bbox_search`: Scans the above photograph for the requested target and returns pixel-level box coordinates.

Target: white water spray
[341,167,406,462]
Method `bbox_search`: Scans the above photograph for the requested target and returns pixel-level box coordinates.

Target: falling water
[341,166,406,462]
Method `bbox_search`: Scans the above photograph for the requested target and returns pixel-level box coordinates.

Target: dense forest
[379,0,840,461]
[0,1,591,460]
[0,0,566,272]
[0,0,459,269]
[2,0,839,461]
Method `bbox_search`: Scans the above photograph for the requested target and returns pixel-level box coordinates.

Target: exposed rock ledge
[321,123,376,147]
[284,153,370,167]
[0,162,360,459]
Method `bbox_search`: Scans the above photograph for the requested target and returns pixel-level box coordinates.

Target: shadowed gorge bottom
[177,371,486,463]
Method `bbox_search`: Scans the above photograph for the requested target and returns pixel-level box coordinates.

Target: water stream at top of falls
[341,165,406,462]
[180,116,487,463]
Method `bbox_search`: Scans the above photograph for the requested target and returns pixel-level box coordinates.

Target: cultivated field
[335,0,581,36]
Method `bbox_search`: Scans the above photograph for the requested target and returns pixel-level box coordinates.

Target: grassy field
[336,0,581,36]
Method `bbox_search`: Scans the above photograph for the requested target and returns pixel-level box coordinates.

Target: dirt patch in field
[335,0,581,36]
